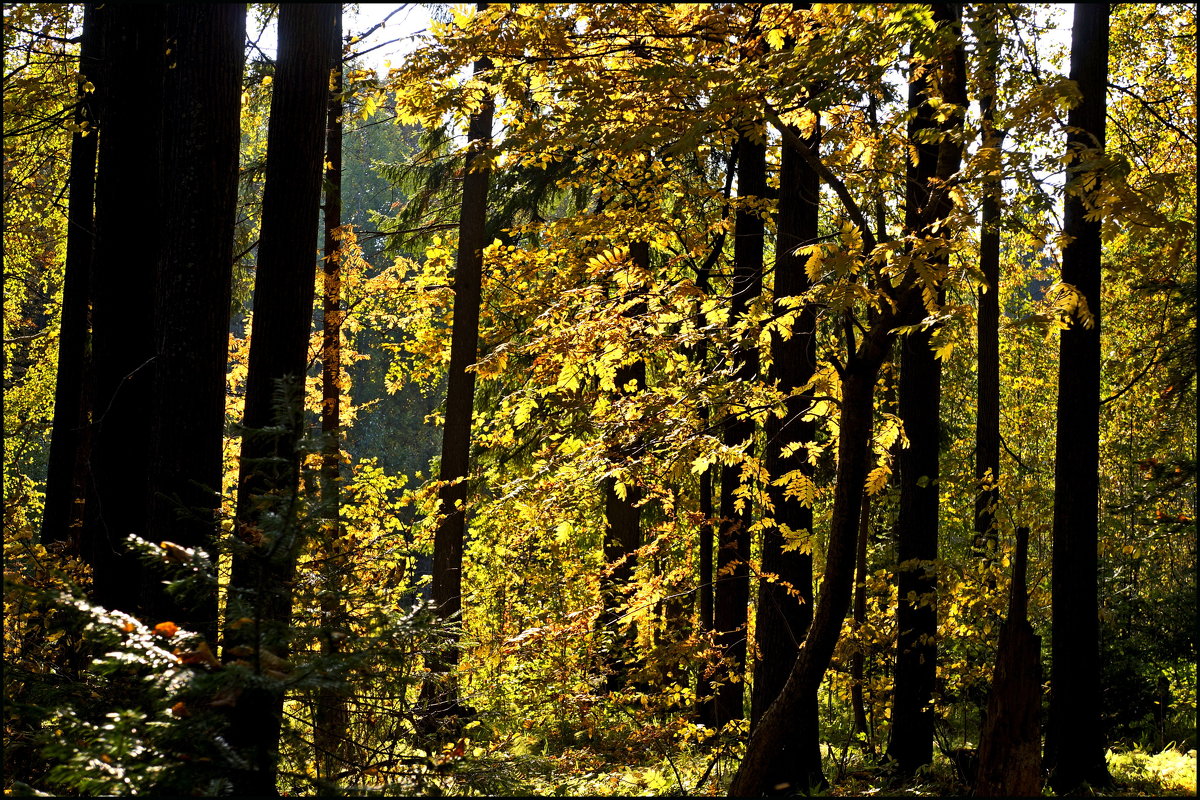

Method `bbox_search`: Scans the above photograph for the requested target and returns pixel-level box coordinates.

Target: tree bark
[749,111,822,789]
[851,491,871,739]
[1047,4,1112,793]
[146,3,245,642]
[41,2,105,550]
[314,8,350,782]
[975,527,1042,797]
[973,4,1003,562]
[81,3,165,617]
[694,142,736,726]
[732,2,968,790]
[224,5,338,795]
[600,241,648,691]
[714,129,765,726]
[730,344,890,796]
[427,7,494,715]
[888,3,964,773]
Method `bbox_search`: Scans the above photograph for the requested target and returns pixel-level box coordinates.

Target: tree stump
[974,527,1043,797]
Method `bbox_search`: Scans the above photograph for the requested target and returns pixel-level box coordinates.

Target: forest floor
[496,743,1198,797]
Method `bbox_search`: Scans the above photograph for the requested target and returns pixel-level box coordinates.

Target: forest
[2,2,1196,796]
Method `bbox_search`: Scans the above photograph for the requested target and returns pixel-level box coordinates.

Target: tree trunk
[714,129,765,726]
[427,8,494,716]
[146,3,245,642]
[694,142,735,726]
[749,110,822,788]
[314,8,349,782]
[888,4,964,773]
[41,2,105,550]
[730,347,889,796]
[1047,4,1112,793]
[975,527,1042,797]
[851,491,871,740]
[81,3,166,616]
[600,241,648,691]
[224,5,338,795]
[973,4,1003,562]
[697,467,715,722]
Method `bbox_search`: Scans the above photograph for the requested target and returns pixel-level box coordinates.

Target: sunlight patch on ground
[1108,747,1197,797]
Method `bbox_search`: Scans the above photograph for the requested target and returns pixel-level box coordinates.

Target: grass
[1106,747,1197,797]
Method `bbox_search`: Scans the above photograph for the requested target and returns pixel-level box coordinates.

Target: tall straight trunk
[81,4,166,616]
[41,2,105,549]
[427,11,494,714]
[973,4,1003,561]
[600,241,648,691]
[851,491,872,738]
[1047,4,1112,793]
[224,6,338,795]
[146,3,245,641]
[314,9,349,781]
[888,3,964,773]
[697,467,715,717]
[695,142,736,725]
[714,129,765,726]
[750,112,822,788]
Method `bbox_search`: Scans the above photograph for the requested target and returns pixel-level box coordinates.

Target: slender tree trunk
[973,4,1003,561]
[314,9,349,781]
[749,111,822,788]
[851,491,871,739]
[1047,4,1112,793]
[146,3,245,642]
[223,6,338,795]
[714,129,765,726]
[41,2,105,549]
[695,142,736,726]
[81,4,166,616]
[427,10,494,716]
[600,241,648,691]
[733,5,968,788]
[697,467,715,720]
[730,344,891,795]
[888,4,964,773]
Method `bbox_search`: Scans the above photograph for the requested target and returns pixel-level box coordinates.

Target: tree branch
[762,100,880,253]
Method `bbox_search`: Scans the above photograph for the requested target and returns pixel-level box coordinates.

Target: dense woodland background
[3,3,1196,796]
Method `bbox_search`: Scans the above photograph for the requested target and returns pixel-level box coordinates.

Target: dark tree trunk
[749,112,822,789]
[888,3,964,773]
[889,332,941,772]
[600,241,648,691]
[223,5,338,795]
[41,2,106,549]
[733,7,967,789]
[314,9,349,781]
[697,467,715,721]
[851,491,871,740]
[973,4,1003,561]
[81,4,166,616]
[427,14,494,715]
[693,143,734,726]
[714,129,765,726]
[320,14,344,548]
[975,527,1042,797]
[146,3,245,641]
[730,345,891,796]
[1047,4,1112,793]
